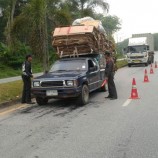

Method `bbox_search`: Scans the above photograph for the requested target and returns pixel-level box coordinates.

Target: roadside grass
[116,59,128,68]
[0,65,21,79]
[0,80,23,104]
[116,53,125,59]
[0,61,43,79]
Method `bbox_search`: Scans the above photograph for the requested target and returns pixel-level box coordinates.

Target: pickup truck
[31,54,106,105]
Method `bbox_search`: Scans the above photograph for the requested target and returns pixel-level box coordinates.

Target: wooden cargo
[52,25,114,58]
[52,26,108,57]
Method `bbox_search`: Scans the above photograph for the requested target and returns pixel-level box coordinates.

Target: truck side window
[88,59,98,72]
[88,60,94,69]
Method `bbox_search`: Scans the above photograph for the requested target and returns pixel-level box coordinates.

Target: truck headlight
[65,80,78,86]
[33,81,40,87]
[66,80,74,86]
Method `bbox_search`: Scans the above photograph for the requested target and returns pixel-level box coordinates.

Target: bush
[0,42,31,69]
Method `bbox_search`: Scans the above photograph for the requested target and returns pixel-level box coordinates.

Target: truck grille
[41,81,63,87]
[130,56,144,59]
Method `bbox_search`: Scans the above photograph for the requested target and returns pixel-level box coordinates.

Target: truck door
[87,59,100,91]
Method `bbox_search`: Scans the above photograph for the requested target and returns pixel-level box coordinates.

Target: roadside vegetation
[0,80,22,104]
[0,60,43,79]
[116,60,128,69]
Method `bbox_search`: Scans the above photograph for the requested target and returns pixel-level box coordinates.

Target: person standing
[104,51,118,100]
[21,54,35,104]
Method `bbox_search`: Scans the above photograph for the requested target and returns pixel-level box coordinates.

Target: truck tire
[148,60,151,64]
[36,97,48,105]
[152,56,154,63]
[145,63,148,66]
[77,84,89,106]
[128,64,131,67]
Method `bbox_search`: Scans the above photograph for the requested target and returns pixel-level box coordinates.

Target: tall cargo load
[52,25,103,57]
[52,17,115,58]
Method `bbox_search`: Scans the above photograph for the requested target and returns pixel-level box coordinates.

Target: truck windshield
[50,60,87,72]
[128,45,147,53]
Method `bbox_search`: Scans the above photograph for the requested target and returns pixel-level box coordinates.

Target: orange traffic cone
[155,61,157,68]
[129,78,140,99]
[150,64,154,74]
[144,69,149,82]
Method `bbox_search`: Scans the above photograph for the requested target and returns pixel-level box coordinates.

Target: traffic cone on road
[155,61,157,68]
[143,69,149,82]
[150,64,154,74]
[129,78,140,99]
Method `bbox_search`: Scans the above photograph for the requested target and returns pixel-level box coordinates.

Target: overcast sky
[105,0,158,42]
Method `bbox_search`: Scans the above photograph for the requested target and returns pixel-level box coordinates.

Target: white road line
[122,99,132,107]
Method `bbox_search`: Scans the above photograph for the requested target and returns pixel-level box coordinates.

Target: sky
[105,0,158,42]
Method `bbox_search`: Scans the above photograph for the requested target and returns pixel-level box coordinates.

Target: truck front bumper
[127,58,148,64]
[31,86,82,98]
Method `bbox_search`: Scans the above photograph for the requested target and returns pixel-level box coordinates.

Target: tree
[12,0,72,72]
[0,0,27,45]
[68,0,109,18]
[96,14,121,37]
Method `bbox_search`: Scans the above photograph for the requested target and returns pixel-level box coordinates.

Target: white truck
[126,33,154,67]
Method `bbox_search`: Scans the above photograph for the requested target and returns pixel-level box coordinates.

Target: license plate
[133,60,140,63]
[46,90,58,96]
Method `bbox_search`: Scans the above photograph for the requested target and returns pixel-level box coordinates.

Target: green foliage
[0,41,31,68]
[0,58,43,79]
[116,53,125,59]
[116,60,128,69]
[95,14,121,36]
[116,39,128,54]
[65,0,109,18]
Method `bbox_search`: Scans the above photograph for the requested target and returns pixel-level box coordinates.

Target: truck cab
[126,37,154,67]
[31,54,106,106]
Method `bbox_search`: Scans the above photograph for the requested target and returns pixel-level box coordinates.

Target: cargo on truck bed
[52,25,108,57]
[52,17,115,58]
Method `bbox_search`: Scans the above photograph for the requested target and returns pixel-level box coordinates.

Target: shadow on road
[19,90,103,118]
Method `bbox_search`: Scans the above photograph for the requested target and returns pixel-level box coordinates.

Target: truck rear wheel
[145,63,148,66]
[36,97,48,105]
[128,64,131,67]
[77,84,89,106]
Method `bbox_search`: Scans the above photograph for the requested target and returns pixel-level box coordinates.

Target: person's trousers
[21,75,31,103]
[108,75,117,98]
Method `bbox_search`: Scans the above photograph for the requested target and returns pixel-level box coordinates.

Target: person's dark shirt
[105,58,114,78]
[22,61,33,77]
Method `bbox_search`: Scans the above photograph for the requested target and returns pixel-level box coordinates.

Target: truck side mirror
[147,46,149,50]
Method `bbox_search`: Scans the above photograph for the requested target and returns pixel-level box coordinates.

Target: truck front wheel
[77,84,89,106]
[36,97,48,105]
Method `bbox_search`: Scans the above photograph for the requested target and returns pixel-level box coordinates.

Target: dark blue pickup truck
[31,54,106,105]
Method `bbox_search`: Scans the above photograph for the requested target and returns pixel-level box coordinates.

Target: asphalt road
[0,52,158,158]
